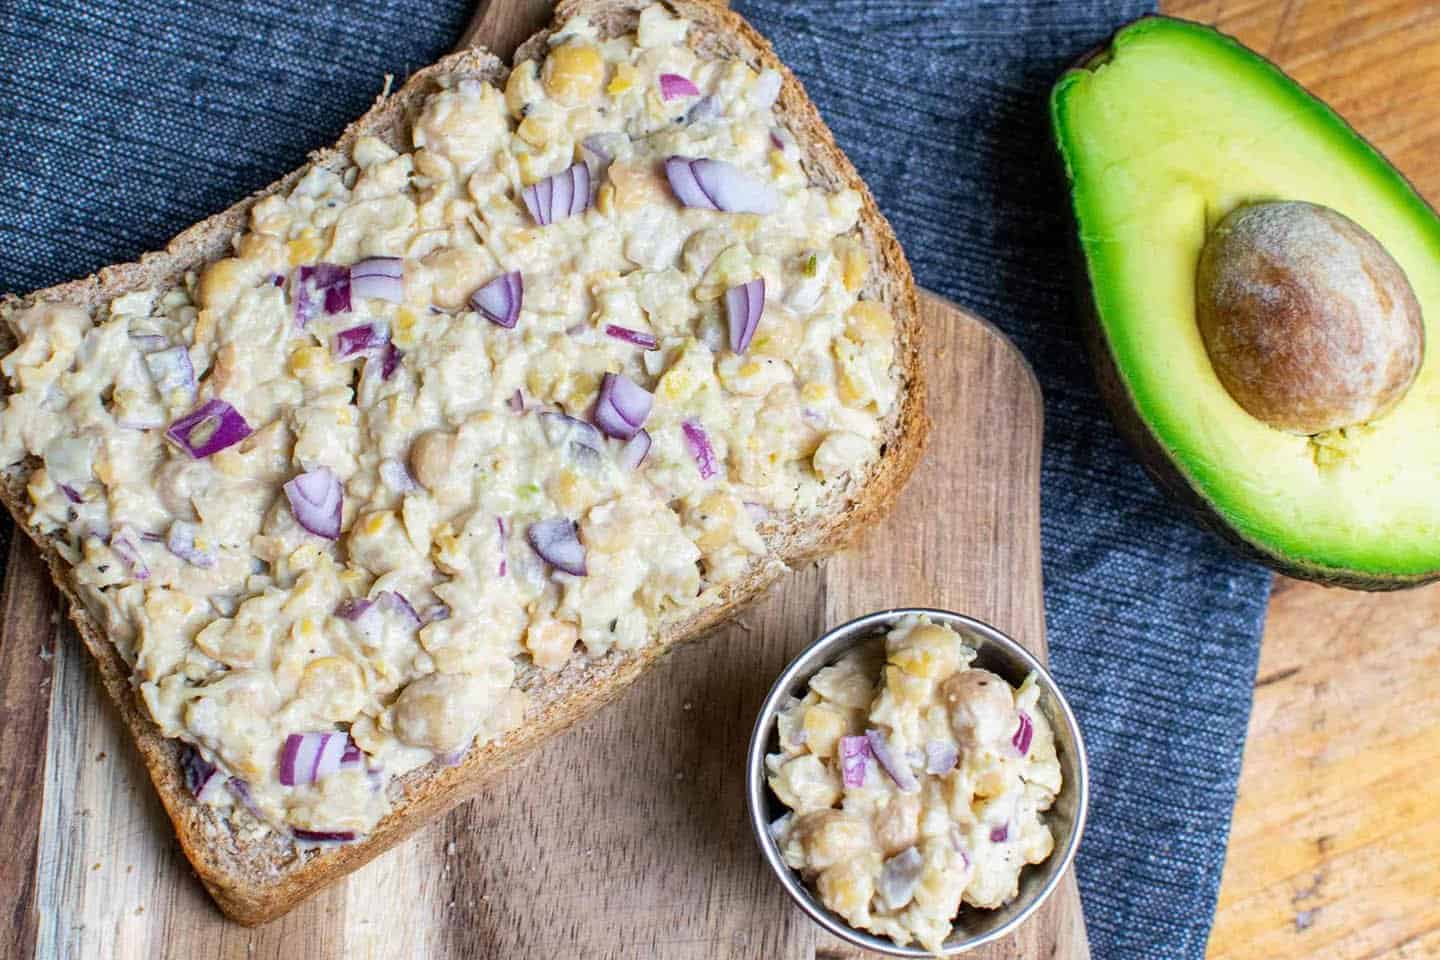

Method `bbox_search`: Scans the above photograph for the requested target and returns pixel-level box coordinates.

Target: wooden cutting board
[0,3,1089,954]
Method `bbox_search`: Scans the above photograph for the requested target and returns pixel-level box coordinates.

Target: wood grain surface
[1157,2,1440,959]
[0,289,1084,957]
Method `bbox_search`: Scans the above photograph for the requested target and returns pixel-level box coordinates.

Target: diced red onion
[293,263,351,327]
[664,157,777,214]
[743,501,768,523]
[268,273,286,287]
[293,828,358,844]
[165,398,252,459]
[682,419,718,480]
[527,517,586,576]
[839,735,871,788]
[659,73,700,100]
[350,257,403,303]
[592,373,653,440]
[1013,710,1034,757]
[521,162,591,226]
[110,525,150,580]
[278,731,351,786]
[496,516,508,577]
[877,846,924,910]
[726,278,765,353]
[334,323,390,359]
[130,334,169,353]
[865,728,918,792]
[60,483,83,504]
[378,590,421,629]
[925,740,958,775]
[618,429,651,471]
[340,739,364,771]
[990,823,1010,844]
[379,457,418,493]
[381,342,402,380]
[335,597,373,621]
[539,411,604,453]
[471,271,523,328]
[283,467,342,540]
[425,604,452,622]
[145,346,197,405]
[750,68,782,110]
[166,519,217,568]
[140,531,165,543]
[227,777,263,818]
[509,389,525,413]
[182,746,226,802]
[581,133,616,162]
[604,324,658,350]
[686,95,721,124]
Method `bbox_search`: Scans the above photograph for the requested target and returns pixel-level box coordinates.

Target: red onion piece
[725,278,765,353]
[340,739,364,771]
[682,419,718,480]
[166,519,217,568]
[293,263,351,327]
[333,323,390,359]
[227,777,263,818]
[144,346,196,405]
[350,257,403,303]
[604,324,658,350]
[509,389,525,413]
[165,398,252,459]
[59,483,84,504]
[618,429,651,471]
[425,604,452,622]
[924,740,958,775]
[293,828,358,844]
[865,729,919,792]
[379,458,418,493]
[1013,710,1034,757]
[521,162,591,226]
[283,467,342,540]
[471,271,523,328]
[496,515,508,577]
[182,746,225,801]
[686,95,721,124]
[381,342,402,380]
[109,525,150,580]
[839,735,872,788]
[527,518,587,576]
[335,597,373,621]
[378,590,422,629]
[990,823,1010,844]
[592,373,653,440]
[268,273,286,287]
[659,73,700,100]
[539,411,604,453]
[877,846,923,910]
[278,731,354,786]
[665,157,777,214]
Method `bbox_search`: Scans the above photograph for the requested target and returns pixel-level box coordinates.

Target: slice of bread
[0,0,927,924]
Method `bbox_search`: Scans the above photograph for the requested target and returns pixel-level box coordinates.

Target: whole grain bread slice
[0,0,927,924]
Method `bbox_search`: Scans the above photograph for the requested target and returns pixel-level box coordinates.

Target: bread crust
[0,0,928,923]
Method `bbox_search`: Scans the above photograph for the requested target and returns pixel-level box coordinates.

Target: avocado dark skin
[1058,16,1440,591]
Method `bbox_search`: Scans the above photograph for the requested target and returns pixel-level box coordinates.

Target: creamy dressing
[0,5,899,842]
[766,616,1062,952]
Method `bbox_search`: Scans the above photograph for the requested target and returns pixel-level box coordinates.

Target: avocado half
[1051,16,1440,590]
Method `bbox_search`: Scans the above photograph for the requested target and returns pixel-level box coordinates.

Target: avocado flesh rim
[1052,16,1440,578]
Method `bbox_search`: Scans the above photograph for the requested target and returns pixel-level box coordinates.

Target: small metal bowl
[746,608,1089,957]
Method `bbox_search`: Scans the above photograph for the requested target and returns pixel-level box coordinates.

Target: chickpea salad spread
[766,616,1062,952]
[0,5,901,844]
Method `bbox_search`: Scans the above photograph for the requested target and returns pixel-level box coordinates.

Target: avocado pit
[1195,200,1423,435]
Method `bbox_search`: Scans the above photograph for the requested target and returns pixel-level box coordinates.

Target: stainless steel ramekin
[745,608,1089,956]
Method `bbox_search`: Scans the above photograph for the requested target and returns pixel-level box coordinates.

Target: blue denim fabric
[0,2,1271,957]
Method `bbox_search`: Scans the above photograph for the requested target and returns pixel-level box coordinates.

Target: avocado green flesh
[1052,17,1440,577]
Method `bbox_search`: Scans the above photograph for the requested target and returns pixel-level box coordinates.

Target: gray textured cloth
[0,2,1271,956]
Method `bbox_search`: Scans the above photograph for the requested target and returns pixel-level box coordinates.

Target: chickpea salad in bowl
[0,4,903,846]
[751,612,1087,955]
